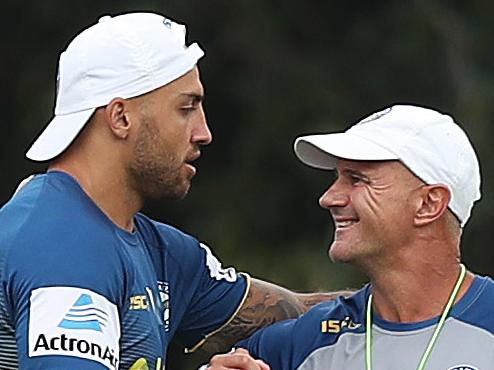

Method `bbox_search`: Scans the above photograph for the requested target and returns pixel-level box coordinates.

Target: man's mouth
[184,151,201,176]
[185,151,201,164]
[334,218,359,229]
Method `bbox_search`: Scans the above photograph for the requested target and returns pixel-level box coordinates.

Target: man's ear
[103,97,133,139]
[414,184,451,227]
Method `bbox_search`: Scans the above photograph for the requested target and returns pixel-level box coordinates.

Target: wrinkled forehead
[335,158,426,184]
[334,158,401,173]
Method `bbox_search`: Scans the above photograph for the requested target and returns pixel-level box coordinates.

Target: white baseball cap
[26,12,204,161]
[294,105,481,227]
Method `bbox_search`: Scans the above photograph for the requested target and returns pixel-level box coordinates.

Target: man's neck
[368,261,474,323]
[49,162,142,232]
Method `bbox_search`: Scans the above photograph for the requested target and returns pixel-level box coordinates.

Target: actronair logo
[29,287,120,369]
[33,333,118,367]
[58,294,108,332]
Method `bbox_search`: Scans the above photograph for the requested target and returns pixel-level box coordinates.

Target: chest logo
[129,295,149,311]
[129,283,170,331]
[321,316,361,334]
[157,281,170,332]
[448,366,478,370]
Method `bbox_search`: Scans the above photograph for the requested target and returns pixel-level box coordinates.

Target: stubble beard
[128,118,191,201]
[329,235,384,272]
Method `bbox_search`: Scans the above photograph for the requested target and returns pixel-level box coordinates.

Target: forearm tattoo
[198,278,352,354]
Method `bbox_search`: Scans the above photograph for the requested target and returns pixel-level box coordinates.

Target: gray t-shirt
[238,275,494,370]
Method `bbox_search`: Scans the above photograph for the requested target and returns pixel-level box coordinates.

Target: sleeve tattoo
[198,277,353,353]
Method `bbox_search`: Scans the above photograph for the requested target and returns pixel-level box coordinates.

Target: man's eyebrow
[340,168,369,179]
[179,92,204,102]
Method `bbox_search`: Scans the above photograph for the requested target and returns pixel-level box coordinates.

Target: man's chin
[165,182,191,200]
[328,242,354,263]
[174,185,191,200]
[143,180,191,201]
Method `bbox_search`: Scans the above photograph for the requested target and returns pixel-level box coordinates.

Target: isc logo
[321,316,361,333]
[130,295,149,310]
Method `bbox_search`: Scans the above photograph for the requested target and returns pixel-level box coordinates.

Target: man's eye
[180,106,196,114]
[350,175,365,185]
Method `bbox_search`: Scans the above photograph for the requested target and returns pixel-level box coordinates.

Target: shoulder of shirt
[135,213,200,248]
[0,173,102,254]
[297,285,368,327]
[237,287,369,370]
[452,274,494,335]
[1,172,106,230]
[134,213,208,269]
[0,174,128,292]
[240,286,369,358]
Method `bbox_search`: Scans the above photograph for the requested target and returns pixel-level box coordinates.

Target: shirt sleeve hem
[184,272,252,353]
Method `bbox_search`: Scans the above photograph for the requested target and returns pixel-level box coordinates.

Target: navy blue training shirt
[0,172,248,369]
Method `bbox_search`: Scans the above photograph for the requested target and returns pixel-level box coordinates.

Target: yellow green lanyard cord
[365,264,466,370]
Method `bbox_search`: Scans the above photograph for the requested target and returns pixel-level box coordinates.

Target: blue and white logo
[29,287,120,369]
[58,294,108,332]
[448,366,479,370]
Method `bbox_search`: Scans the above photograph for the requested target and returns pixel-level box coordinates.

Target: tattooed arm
[197,277,353,354]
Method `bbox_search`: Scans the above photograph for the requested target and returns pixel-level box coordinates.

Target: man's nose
[192,107,212,146]
[319,180,350,210]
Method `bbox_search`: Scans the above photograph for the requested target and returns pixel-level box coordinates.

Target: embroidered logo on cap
[358,107,392,125]
[163,18,172,28]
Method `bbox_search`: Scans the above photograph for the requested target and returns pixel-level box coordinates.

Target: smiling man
[0,12,347,370]
[205,105,494,370]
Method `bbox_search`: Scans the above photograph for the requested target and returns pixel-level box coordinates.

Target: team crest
[447,366,479,370]
[157,281,170,331]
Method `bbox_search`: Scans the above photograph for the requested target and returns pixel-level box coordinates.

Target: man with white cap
[205,105,494,370]
[0,12,346,370]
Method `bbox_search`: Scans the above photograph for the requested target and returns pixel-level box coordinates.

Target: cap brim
[26,108,96,162]
[294,132,399,169]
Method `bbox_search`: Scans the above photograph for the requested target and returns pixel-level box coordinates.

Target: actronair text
[33,333,118,368]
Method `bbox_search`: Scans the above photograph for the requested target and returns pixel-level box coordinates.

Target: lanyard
[365,263,466,370]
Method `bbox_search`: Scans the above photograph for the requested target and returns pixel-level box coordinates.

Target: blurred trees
[2,1,493,369]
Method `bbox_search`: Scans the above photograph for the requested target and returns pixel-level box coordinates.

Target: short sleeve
[236,319,297,370]
[4,244,121,370]
[236,299,360,370]
[174,243,249,351]
[1,202,123,369]
[130,218,251,353]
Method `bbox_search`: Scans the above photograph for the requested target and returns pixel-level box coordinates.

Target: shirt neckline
[370,275,486,332]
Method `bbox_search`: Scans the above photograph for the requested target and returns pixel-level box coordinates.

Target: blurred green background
[2,1,493,368]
